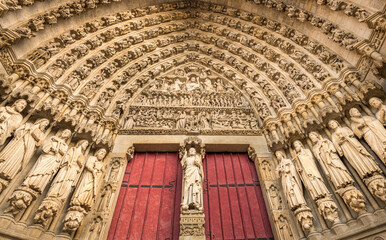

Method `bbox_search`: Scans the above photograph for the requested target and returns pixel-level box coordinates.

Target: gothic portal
[0,0,385,239]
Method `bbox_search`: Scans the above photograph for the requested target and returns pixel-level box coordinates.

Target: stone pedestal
[179,212,205,240]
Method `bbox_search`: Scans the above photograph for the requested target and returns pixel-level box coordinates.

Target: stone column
[179,136,206,240]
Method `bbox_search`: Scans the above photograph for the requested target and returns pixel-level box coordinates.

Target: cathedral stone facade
[0,0,385,239]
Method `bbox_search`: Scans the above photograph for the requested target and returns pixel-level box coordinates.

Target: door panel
[108,152,181,240]
[203,153,273,240]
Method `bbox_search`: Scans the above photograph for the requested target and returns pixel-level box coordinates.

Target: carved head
[13,99,27,112]
[328,120,340,130]
[76,140,89,150]
[61,129,72,139]
[35,118,49,130]
[96,148,107,160]
[275,150,286,161]
[188,147,196,156]
[293,140,304,152]
[369,97,383,109]
[309,131,320,144]
[349,108,361,118]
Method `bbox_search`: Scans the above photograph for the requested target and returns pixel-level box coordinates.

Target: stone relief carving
[0,118,49,193]
[6,129,71,216]
[63,148,106,233]
[329,120,386,202]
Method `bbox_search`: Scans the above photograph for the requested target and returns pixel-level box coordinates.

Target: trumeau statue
[0,118,49,193]
[22,129,72,193]
[309,131,353,189]
[181,147,204,212]
[349,108,386,164]
[0,99,27,146]
[292,140,330,200]
[275,150,307,210]
[369,97,386,125]
[328,120,381,179]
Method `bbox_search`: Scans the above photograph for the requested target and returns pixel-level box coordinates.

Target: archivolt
[0,0,384,149]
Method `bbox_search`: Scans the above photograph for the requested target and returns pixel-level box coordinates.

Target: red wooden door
[203,153,273,240]
[108,152,182,240]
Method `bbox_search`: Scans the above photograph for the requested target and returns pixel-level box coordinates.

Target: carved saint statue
[309,131,353,189]
[45,140,88,201]
[349,108,386,164]
[21,129,71,193]
[293,140,330,200]
[276,215,293,240]
[275,150,307,210]
[181,147,204,212]
[0,118,49,192]
[0,99,27,146]
[70,148,106,210]
[369,97,386,125]
[328,120,382,178]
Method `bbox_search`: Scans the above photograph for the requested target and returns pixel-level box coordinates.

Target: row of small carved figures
[133,94,250,108]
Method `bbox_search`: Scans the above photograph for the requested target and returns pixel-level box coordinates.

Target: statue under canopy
[0,99,27,146]
[0,118,49,193]
[349,108,386,164]
[181,147,204,212]
[369,97,386,126]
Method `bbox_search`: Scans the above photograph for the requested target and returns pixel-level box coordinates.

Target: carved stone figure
[369,97,386,125]
[329,120,386,201]
[71,148,106,209]
[6,129,71,216]
[0,99,27,146]
[268,185,282,210]
[329,120,381,178]
[276,215,293,240]
[22,129,72,193]
[63,148,106,232]
[97,184,112,212]
[0,118,49,193]
[293,140,330,200]
[275,150,307,210]
[309,131,353,189]
[34,140,89,226]
[181,147,203,212]
[349,108,386,164]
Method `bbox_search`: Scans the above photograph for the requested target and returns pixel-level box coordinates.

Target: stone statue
[0,99,27,146]
[309,131,353,189]
[34,139,89,226]
[6,129,71,216]
[369,97,386,125]
[97,184,112,212]
[181,147,204,212]
[328,120,381,178]
[0,118,49,193]
[329,120,386,201]
[70,148,106,210]
[276,215,293,240]
[275,150,307,210]
[22,129,72,193]
[349,108,386,164]
[46,139,88,200]
[292,140,330,200]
